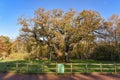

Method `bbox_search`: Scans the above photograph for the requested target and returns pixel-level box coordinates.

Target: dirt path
[0,73,120,80]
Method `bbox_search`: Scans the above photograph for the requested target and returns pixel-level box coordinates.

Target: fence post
[16,62,19,72]
[71,63,72,74]
[42,62,44,73]
[56,62,58,75]
[3,62,7,72]
[114,63,116,73]
[85,63,88,73]
[100,63,102,73]
[26,63,29,73]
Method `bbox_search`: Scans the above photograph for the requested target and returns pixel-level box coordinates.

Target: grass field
[0,59,120,74]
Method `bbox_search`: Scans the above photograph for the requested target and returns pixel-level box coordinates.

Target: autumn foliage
[0,8,120,62]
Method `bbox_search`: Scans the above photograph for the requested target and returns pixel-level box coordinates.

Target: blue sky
[0,0,120,39]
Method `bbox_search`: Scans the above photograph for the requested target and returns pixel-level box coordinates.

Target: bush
[91,45,117,61]
[8,53,29,60]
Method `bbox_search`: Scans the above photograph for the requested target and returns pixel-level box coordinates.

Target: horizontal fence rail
[0,62,120,74]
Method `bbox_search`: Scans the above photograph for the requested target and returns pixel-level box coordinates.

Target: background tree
[0,36,11,59]
[104,14,120,60]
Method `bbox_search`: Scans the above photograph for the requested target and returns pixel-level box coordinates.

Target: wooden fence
[0,62,120,74]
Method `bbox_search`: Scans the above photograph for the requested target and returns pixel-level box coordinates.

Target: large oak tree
[18,8,102,62]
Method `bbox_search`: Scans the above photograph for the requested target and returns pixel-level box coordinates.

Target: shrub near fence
[0,62,120,74]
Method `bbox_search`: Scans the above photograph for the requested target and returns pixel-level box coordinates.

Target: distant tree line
[0,8,120,62]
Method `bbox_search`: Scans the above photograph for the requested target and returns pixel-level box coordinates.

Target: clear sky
[0,0,120,39]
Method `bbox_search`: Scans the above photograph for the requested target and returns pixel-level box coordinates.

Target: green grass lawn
[0,59,120,74]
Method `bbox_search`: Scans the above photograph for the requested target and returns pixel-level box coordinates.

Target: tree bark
[65,44,69,62]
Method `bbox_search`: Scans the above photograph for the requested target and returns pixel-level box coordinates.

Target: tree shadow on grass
[1,72,120,80]
[68,73,120,80]
[0,72,49,80]
[101,73,120,79]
